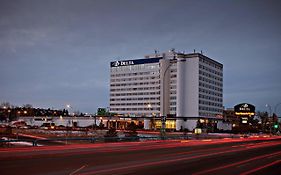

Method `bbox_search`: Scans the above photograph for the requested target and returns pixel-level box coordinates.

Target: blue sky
[0,0,281,115]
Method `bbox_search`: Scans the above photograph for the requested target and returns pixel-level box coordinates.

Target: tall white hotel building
[109,50,223,131]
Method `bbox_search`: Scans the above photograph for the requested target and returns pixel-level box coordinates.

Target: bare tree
[22,104,33,108]
[0,102,12,108]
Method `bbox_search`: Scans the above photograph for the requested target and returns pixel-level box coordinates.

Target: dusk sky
[0,0,281,115]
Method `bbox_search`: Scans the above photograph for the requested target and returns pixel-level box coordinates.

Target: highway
[0,136,281,175]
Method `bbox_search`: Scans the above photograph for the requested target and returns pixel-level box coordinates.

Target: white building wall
[176,56,199,118]
[183,119,198,131]
[176,57,186,118]
[185,57,199,117]
[20,116,100,127]
[217,121,232,131]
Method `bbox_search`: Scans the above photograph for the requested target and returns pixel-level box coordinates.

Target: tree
[22,104,33,108]
[73,110,81,116]
[125,122,139,140]
[104,127,118,142]
[256,111,269,132]
[105,127,118,137]
[151,117,156,130]
[196,119,203,128]
[97,108,107,115]
[62,109,69,116]
[0,102,12,109]
[273,113,278,122]
[98,121,105,129]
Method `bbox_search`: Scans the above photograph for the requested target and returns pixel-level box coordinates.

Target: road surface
[0,136,281,175]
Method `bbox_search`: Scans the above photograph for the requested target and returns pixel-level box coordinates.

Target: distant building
[109,50,223,131]
[222,108,237,130]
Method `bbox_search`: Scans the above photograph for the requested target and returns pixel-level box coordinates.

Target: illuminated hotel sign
[110,57,162,67]
[112,60,134,67]
[234,103,255,116]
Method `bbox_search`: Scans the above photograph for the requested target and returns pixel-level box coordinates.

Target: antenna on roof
[201,50,203,54]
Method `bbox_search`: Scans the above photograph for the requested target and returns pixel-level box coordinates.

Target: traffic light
[274,124,278,129]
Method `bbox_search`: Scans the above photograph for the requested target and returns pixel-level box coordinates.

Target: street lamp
[147,103,155,130]
[66,104,76,117]
[265,104,272,135]
[273,103,281,132]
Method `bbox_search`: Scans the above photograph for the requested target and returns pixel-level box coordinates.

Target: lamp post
[274,103,281,132]
[147,103,154,130]
[266,104,272,135]
[65,104,74,144]
[66,104,73,116]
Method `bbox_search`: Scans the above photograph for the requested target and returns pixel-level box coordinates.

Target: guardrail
[0,135,191,147]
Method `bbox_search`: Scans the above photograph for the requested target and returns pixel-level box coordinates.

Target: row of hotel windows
[199,64,222,76]
[199,100,222,107]
[110,97,160,102]
[110,71,159,77]
[199,112,221,117]
[111,64,159,72]
[170,69,177,73]
[170,80,177,84]
[199,106,223,113]
[199,94,223,102]
[170,107,176,111]
[110,86,160,92]
[111,107,160,111]
[199,88,223,97]
[170,74,177,78]
[170,96,177,100]
[110,92,160,96]
[170,102,177,106]
[170,85,177,90]
[199,75,222,84]
[199,81,223,92]
[199,70,223,82]
[110,97,160,101]
[110,102,160,106]
[199,57,223,70]
[110,81,160,87]
[111,76,159,82]
[110,98,221,106]
[170,90,176,95]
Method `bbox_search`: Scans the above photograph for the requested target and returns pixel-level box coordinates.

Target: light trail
[1,137,280,159]
[69,164,87,175]
[240,160,281,175]
[192,150,281,175]
[78,141,281,175]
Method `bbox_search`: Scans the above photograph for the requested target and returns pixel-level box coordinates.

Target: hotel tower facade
[109,50,223,130]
